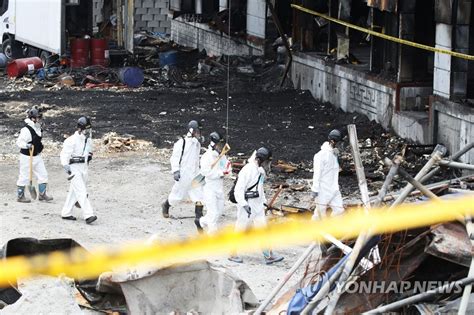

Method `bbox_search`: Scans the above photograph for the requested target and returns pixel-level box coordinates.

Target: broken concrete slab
[103,260,258,314]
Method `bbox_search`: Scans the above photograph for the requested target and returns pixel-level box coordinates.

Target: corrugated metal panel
[367,0,398,13]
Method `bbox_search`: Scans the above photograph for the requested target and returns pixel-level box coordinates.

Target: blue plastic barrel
[159,50,178,66]
[0,53,8,68]
[118,67,144,88]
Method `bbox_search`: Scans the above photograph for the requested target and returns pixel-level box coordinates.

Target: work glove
[243,205,251,218]
[63,165,71,175]
[87,152,93,164]
[173,170,181,181]
[311,191,318,198]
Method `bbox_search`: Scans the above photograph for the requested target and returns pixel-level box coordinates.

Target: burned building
[167,0,474,164]
[291,0,474,164]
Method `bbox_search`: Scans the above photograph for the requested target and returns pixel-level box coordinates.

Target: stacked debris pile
[263,138,474,314]
[102,132,154,153]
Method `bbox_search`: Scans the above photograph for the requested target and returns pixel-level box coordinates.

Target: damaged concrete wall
[291,53,437,144]
[170,0,266,56]
[171,18,264,56]
[431,99,474,164]
[291,52,394,129]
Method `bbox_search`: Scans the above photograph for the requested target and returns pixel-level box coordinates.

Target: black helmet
[28,108,40,119]
[209,131,223,144]
[77,116,92,130]
[188,120,201,131]
[256,147,272,162]
[328,129,342,142]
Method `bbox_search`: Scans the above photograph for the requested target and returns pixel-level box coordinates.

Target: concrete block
[155,0,169,8]
[434,50,452,71]
[142,14,154,21]
[135,0,143,8]
[153,14,167,21]
[246,15,265,38]
[160,20,171,28]
[135,8,148,15]
[147,20,160,27]
[247,0,266,18]
[433,67,451,96]
[134,20,147,30]
[143,0,154,8]
[435,23,452,48]
[147,8,161,15]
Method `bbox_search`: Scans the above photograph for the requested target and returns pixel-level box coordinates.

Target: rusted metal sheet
[425,222,472,267]
[367,0,398,13]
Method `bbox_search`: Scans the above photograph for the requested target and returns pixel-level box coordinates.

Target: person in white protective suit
[161,120,204,218]
[311,129,345,220]
[228,147,284,265]
[60,116,97,224]
[16,107,53,202]
[194,131,232,234]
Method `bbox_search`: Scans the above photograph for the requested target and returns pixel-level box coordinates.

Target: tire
[39,50,51,67]
[2,38,13,59]
[2,38,23,59]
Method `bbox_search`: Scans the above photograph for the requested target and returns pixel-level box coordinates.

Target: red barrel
[70,38,90,68]
[7,57,43,78]
[90,38,109,66]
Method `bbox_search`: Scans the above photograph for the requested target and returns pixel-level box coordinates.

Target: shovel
[191,143,231,188]
[28,145,37,200]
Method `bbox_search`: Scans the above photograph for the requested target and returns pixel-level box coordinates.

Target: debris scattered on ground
[102,132,153,153]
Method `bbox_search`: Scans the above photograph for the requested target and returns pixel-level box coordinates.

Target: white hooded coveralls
[60,131,94,219]
[199,146,231,234]
[311,141,344,219]
[234,160,268,232]
[168,135,202,206]
[16,119,48,186]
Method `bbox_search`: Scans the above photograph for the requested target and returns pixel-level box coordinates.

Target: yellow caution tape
[291,4,474,61]
[1,196,473,286]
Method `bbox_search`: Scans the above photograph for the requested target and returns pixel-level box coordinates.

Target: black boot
[161,199,170,218]
[195,202,203,219]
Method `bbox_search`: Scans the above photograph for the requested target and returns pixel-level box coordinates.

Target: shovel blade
[29,184,37,200]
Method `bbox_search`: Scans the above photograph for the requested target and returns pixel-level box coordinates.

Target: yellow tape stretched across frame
[0,196,473,286]
[291,4,474,61]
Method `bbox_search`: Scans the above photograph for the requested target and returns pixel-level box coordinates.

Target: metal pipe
[374,155,402,206]
[420,142,474,183]
[254,242,319,314]
[397,167,440,200]
[438,160,474,171]
[363,277,474,314]
[391,145,447,207]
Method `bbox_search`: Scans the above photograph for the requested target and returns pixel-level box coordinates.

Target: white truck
[0,0,134,65]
